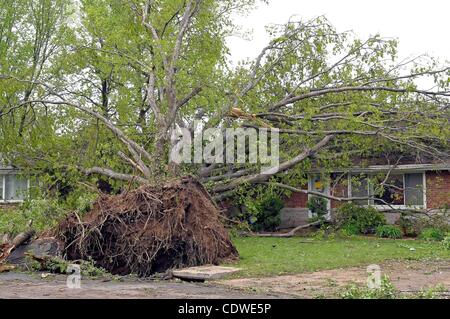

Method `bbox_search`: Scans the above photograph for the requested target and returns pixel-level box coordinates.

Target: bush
[396,214,416,236]
[340,276,446,299]
[396,212,450,237]
[376,225,403,239]
[0,192,98,235]
[340,275,397,299]
[419,228,446,241]
[307,196,328,217]
[246,194,283,232]
[335,203,386,235]
[442,235,450,250]
[341,223,360,236]
[28,255,110,277]
[413,284,447,299]
[0,199,65,235]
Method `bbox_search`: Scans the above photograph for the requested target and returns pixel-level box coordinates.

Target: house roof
[310,152,450,174]
[325,163,450,174]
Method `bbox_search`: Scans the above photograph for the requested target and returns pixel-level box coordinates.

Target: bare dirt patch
[0,272,281,299]
[1,259,448,298]
[218,259,450,298]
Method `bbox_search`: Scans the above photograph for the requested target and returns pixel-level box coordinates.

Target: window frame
[0,172,30,203]
[347,172,426,210]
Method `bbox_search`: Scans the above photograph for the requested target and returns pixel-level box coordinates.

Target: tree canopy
[1,0,449,204]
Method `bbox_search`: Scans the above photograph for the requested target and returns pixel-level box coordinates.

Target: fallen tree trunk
[0,264,15,273]
[252,221,322,238]
[0,223,35,264]
[1,234,11,245]
[0,243,14,264]
[12,229,35,247]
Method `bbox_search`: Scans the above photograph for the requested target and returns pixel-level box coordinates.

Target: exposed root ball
[55,176,238,276]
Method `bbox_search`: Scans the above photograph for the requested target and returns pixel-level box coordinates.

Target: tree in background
[0,0,448,205]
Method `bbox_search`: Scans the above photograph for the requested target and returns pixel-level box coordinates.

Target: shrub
[396,212,450,237]
[335,203,386,234]
[28,256,110,277]
[307,196,328,219]
[0,192,98,235]
[376,225,403,239]
[442,235,450,250]
[340,276,447,299]
[396,214,416,236]
[341,223,360,236]
[0,199,65,235]
[340,275,397,299]
[413,284,447,299]
[419,228,446,241]
[246,194,283,232]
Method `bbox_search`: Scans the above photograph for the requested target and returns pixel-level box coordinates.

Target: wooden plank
[172,265,241,281]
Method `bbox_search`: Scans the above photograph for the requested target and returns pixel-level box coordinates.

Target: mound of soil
[55,176,238,276]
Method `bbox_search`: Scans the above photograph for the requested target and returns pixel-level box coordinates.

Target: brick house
[281,159,450,228]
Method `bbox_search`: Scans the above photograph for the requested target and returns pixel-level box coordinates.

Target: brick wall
[426,171,450,209]
[283,176,349,209]
[280,170,450,227]
[284,183,308,208]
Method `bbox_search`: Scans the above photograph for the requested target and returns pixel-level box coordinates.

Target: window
[0,174,28,202]
[349,172,424,208]
[373,174,404,205]
[350,174,369,206]
[404,173,424,206]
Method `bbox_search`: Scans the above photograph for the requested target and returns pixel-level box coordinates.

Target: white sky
[227,0,450,64]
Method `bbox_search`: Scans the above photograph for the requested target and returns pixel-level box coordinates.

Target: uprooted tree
[55,176,238,276]
[1,0,449,207]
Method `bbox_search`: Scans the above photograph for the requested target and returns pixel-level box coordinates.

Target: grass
[226,236,450,278]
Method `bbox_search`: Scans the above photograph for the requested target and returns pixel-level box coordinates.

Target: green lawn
[226,236,450,278]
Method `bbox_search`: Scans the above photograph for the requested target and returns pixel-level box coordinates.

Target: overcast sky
[227,0,449,64]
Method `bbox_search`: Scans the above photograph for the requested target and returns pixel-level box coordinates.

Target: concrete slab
[172,265,241,281]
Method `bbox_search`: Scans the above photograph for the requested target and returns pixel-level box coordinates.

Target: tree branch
[212,135,334,197]
[269,86,450,111]
[84,167,148,184]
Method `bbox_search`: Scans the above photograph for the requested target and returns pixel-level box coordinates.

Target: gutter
[309,163,450,174]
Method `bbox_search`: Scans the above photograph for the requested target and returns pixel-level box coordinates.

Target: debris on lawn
[172,265,241,282]
[7,237,63,265]
[0,264,15,273]
[1,233,11,245]
[254,221,322,238]
[0,243,13,264]
[28,254,112,278]
[54,176,238,276]
[0,220,35,265]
